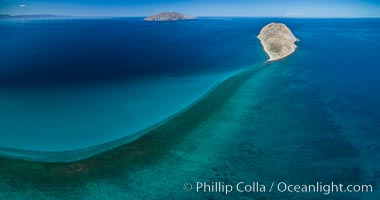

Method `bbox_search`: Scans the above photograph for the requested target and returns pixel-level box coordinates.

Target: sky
[1,0,380,18]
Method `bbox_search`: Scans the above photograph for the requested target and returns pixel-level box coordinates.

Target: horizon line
[1,14,380,19]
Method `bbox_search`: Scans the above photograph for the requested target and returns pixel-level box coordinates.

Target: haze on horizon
[1,0,379,18]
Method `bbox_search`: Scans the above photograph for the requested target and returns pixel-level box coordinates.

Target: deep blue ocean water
[0,18,379,199]
[0,18,265,84]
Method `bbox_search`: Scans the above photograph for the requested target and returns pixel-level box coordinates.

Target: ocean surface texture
[0,18,379,199]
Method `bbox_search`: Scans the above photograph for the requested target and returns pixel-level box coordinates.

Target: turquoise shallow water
[0,18,379,199]
[0,71,239,161]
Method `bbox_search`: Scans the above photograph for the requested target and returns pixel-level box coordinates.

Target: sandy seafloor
[0,71,241,161]
[0,18,379,199]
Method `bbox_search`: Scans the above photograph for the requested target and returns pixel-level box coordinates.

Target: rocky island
[257,23,299,61]
[144,12,197,21]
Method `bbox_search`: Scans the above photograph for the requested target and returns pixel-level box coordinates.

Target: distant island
[257,23,299,61]
[144,12,197,21]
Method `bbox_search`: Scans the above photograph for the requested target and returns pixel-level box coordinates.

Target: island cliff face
[257,23,298,61]
[144,12,197,21]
